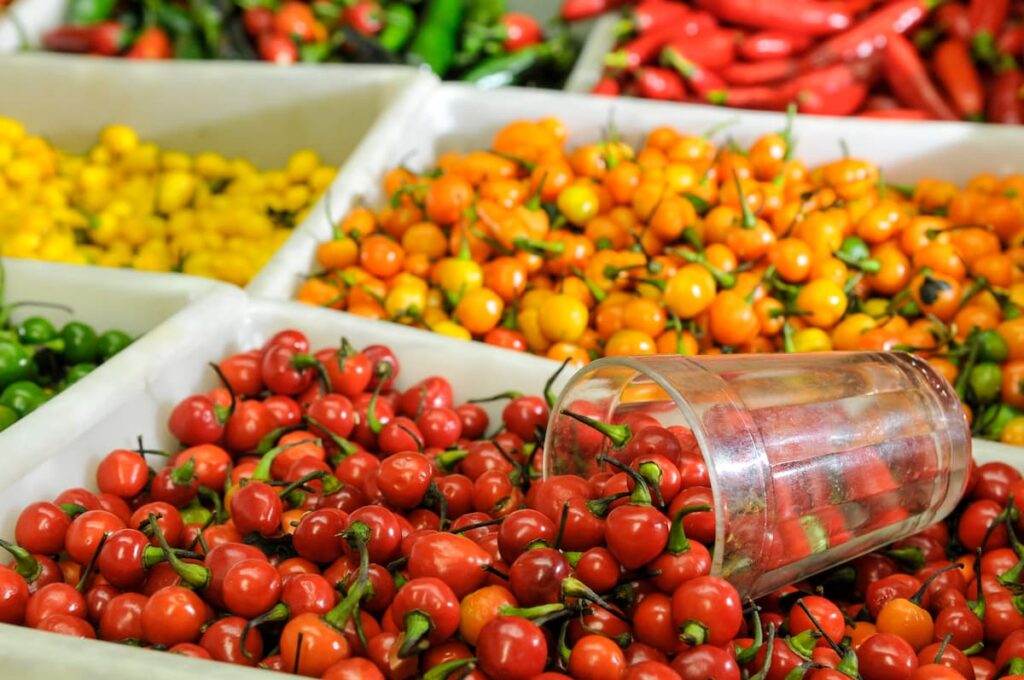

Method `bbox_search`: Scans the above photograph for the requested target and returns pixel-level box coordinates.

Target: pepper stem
[734,176,757,229]
[305,415,358,458]
[323,521,370,631]
[544,358,571,409]
[366,362,392,435]
[666,504,711,555]
[422,658,476,680]
[75,531,109,593]
[240,602,290,659]
[0,538,40,582]
[910,563,963,606]
[734,606,763,665]
[560,409,631,448]
[597,455,652,506]
[398,610,433,657]
[251,437,322,482]
[148,512,209,589]
[468,390,522,404]
[498,602,566,620]
[561,576,630,623]
[748,624,777,680]
[208,362,237,423]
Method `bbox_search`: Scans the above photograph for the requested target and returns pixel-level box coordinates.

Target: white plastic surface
[0,0,63,51]
[0,258,239,486]
[0,296,568,679]
[251,82,1024,302]
[564,14,617,93]
[0,53,433,168]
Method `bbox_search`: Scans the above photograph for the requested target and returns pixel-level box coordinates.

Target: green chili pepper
[0,343,37,388]
[0,405,17,431]
[62,363,96,388]
[407,0,465,76]
[378,4,416,52]
[97,330,132,362]
[17,317,57,345]
[66,0,116,25]
[465,0,505,25]
[0,381,47,417]
[60,322,99,364]
[461,41,547,88]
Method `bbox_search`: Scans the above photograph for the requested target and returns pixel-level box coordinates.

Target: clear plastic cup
[544,351,971,599]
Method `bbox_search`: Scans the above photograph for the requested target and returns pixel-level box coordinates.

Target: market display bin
[0,0,62,51]
[0,296,570,679]
[564,14,618,93]
[249,81,1024,300]
[0,257,238,486]
[0,53,432,168]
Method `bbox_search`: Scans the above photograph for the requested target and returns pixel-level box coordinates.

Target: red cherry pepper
[694,0,852,36]
[344,1,383,36]
[502,13,543,52]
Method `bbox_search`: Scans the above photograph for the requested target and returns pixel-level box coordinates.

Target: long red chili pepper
[42,25,103,53]
[989,61,1024,124]
[605,22,689,70]
[661,47,727,95]
[706,85,792,111]
[932,38,984,120]
[883,32,958,121]
[721,58,799,86]
[789,61,874,115]
[802,0,940,70]
[592,77,621,97]
[694,0,852,36]
[859,109,930,120]
[633,67,687,101]
[622,1,693,35]
[969,0,1010,61]
[996,25,1024,56]
[935,3,973,41]
[863,94,901,111]
[561,0,631,22]
[738,31,814,61]
[799,82,869,116]
[663,30,737,71]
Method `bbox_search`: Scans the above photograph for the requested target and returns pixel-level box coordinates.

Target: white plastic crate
[0,295,568,678]
[0,258,239,486]
[0,53,432,168]
[249,82,1024,299]
[0,0,63,51]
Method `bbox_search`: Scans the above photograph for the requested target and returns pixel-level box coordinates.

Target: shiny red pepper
[935,3,973,41]
[969,0,1009,61]
[622,1,692,35]
[997,25,1024,55]
[633,67,687,101]
[42,21,125,55]
[791,63,872,116]
[738,30,814,61]
[884,32,958,121]
[661,47,727,95]
[125,26,172,60]
[604,22,685,70]
[694,0,852,36]
[561,0,631,22]
[663,30,737,71]
[721,58,798,86]
[706,85,791,111]
[989,61,1024,124]
[932,38,984,120]
[591,76,621,97]
[802,0,940,70]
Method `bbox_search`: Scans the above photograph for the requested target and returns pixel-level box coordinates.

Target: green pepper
[60,322,99,364]
[97,330,132,362]
[978,329,1010,363]
[980,403,1022,439]
[378,4,417,53]
[465,0,505,25]
[461,41,546,88]
[407,0,465,76]
[969,362,1003,404]
[0,405,17,432]
[17,317,57,345]
[62,363,96,388]
[66,0,116,25]
[0,342,37,389]
[0,381,46,417]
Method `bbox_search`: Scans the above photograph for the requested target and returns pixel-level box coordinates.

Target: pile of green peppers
[0,314,131,431]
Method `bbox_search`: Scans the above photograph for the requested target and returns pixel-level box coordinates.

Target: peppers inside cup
[543,352,970,598]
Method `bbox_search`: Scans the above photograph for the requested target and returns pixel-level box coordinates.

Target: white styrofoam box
[250,81,1024,303]
[0,296,567,679]
[0,53,434,167]
[565,14,618,93]
[0,0,63,51]
[973,438,1024,471]
[0,258,241,486]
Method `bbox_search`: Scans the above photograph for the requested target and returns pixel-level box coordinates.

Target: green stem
[251,438,322,482]
[544,358,571,410]
[734,176,757,229]
[366,363,392,435]
[240,602,290,659]
[468,390,522,403]
[665,504,712,555]
[597,455,652,506]
[0,539,40,582]
[734,607,762,665]
[304,415,358,458]
[75,532,109,593]
[323,522,370,632]
[422,658,476,680]
[559,409,630,448]
[499,602,566,620]
[398,610,433,657]
[148,512,209,589]
[748,624,777,680]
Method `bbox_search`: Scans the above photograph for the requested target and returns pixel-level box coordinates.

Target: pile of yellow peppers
[0,117,335,285]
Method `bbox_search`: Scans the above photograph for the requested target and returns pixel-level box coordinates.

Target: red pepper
[706,85,791,110]
[694,0,852,36]
[720,57,798,85]
[125,26,172,60]
[243,7,275,36]
[932,38,985,120]
[661,47,726,95]
[864,94,902,111]
[663,30,737,71]
[591,76,622,96]
[997,25,1024,55]
[935,3,973,41]
[792,63,871,116]
[802,0,939,70]
[969,0,1009,61]
[259,32,300,65]
[43,21,127,55]
[989,61,1024,124]
[562,0,631,22]
[621,1,692,35]
[633,67,687,101]
[605,22,685,70]
[859,108,930,119]
[883,32,958,120]
[344,1,383,36]
[738,30,814,61]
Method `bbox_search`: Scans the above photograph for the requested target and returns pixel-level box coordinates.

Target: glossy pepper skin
[407,0,465,76]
